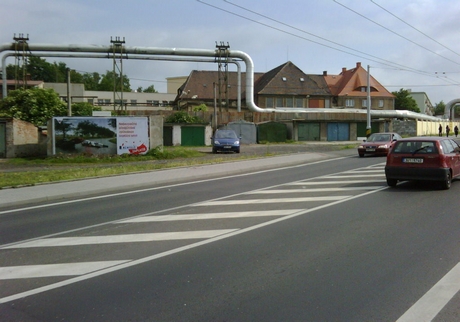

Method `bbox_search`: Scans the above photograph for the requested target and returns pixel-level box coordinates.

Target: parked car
[358,132,402,157]
[385,137,460,189]
[212,129,240,154]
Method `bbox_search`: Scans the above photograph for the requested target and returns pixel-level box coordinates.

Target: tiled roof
[177,70,264,101]
[255,61,331,96]
[324,62,394,98]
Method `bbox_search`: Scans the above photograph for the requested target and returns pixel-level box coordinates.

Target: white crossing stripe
[0,261,129,280]
[289,180,384,185]
[119,209,303,223]
[197,196,350,206]
[323,174,385,178]
[246,187,383,194]
[4,230,237,249]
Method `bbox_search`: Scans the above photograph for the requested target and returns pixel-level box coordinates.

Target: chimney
[323,71,327,76]
[342,67,346,73]
[356,62,361,68]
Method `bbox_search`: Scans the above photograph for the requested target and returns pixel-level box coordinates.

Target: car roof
[396,136,447,142]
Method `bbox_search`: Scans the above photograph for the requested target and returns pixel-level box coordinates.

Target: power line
[333,0,460,66]
[370,0,460,58]
[198,0,436,78]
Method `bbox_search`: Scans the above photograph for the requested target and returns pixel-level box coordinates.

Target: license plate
[223,145,231,149]
[403,158,423,164]
[366,148,375,152]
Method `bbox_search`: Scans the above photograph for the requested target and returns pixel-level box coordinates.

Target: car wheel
[359,153,364,157]
[212,148,217,154]
[235,148,240,154]
[386,178,397,187]
[441,172,451,190]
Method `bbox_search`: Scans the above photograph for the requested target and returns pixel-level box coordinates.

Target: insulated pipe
[0,43,445,120]
[1,51,242,111]
[0,43,259,110]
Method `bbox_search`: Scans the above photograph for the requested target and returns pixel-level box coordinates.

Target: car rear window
[392,141,438,154]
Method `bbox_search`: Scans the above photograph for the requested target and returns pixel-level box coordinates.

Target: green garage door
[357,122,380,137]
[298,123,320,141]
[181,126,205,146]
[0,122,5,158]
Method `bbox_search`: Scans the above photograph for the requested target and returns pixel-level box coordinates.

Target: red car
[385,137,460,189]
[357,132,402,157]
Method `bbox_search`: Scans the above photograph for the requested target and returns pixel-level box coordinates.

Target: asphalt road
[1,146,459,321]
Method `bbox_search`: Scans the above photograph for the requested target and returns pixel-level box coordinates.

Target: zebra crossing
[0,163,387,303]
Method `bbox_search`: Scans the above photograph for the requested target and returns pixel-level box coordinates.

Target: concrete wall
[149,115,163,149]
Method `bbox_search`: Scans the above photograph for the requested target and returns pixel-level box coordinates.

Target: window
[97,99,104,105]
[362,99,367,107]
[266,97,274,108]
[379,100,384,108]
[276,98,283,107]
[130,99,137,105]
[295,98,303,108]
[146,100,153,106]
[286,97,293,107]
[345,99,355,107]
[87,99,94,105]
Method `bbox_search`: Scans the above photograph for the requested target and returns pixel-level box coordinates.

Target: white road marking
[3,230,237,248]
[245,187,383,193]
[396,262,460,322]
[118,209,303,223]
[0,186,387,304]
[289,180,385,185]
[196,196,351,206]
[0,261,129,279]
[323,174,385,178]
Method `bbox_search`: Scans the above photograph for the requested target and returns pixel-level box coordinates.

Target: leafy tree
[82,72,101,91]
[434,101,446,116]
[392,89,420,113]
[71,102,102,116]
[0,88,66,126]
[142,85,158,93]
[165,111,205,123]
[193,104,208,112]
[98,71,131,92]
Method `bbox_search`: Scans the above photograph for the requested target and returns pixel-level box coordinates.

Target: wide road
[0,153,459,321]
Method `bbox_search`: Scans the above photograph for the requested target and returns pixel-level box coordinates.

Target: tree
[434,101,446,116]
[0,88,66,126]
[71,102,102,116]
[392,89,420,113]
[143,85,158,93]
[98,71,131,92]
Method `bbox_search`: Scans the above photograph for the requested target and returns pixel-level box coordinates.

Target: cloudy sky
[2,0,460,105]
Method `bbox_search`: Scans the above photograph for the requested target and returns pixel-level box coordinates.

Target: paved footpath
[0,145,357,208]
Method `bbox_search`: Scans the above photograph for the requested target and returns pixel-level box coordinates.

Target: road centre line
[396,262,460,322]
[118,209,303,222]
[0,261,129,280]
[0,187,386,304]
[195,196,350,206]
[3,230,237,248]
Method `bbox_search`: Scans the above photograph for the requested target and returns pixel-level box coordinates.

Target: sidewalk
[0,149,354,208]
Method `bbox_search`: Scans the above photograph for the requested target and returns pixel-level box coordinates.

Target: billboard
[53,117,149,155]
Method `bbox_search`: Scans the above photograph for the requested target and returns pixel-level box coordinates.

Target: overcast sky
[2,0,460,105]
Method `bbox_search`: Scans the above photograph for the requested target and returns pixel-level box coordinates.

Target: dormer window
[282,77,287,81]
[300,77,304,82]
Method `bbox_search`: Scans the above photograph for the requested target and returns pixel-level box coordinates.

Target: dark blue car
[212,129,240,154]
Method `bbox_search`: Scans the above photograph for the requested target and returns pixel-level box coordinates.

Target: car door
[448,139,460,177]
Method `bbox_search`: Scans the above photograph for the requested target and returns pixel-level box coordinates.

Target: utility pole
[216,42,230,113]
[110,36,125,113]
[13,33,29,89]
[366,65,371,138]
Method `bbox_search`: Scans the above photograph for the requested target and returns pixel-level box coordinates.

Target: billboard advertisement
[53,117,149,155]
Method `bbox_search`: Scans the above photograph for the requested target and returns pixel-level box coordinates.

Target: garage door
[327,123,349,141]
[298,123,320,141]
[181,126,205,146]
